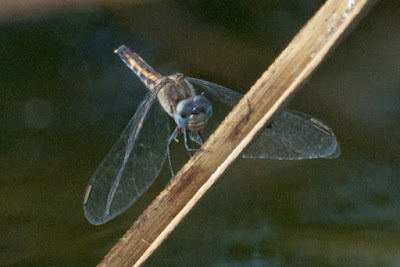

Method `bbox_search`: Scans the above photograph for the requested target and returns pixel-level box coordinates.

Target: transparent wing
[187,77,242,109]
[83,86,170,225]
[242,109,341,159]
[187,77,340,160]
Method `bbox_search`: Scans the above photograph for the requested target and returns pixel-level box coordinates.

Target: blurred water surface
[0,0,399,265]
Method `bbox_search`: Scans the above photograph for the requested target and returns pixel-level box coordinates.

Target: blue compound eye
[193,95,212,118]
[174,99,194,128]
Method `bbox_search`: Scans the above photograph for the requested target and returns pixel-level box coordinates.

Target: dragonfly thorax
[157,73,196,117]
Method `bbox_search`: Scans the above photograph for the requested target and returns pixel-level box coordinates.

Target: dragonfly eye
[174,99,194,128]
[188,95,213,131]
[193,95,212,118]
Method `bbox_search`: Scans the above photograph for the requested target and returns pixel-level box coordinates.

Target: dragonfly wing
[187,77,241,108]
[187,77,340,159]
[242,109,340,159]
[83,86,170,225]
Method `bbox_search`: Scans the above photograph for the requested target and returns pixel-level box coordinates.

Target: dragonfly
[83,45,340,225]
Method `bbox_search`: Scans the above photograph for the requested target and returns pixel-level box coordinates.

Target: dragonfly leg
[197,131,205,144]
[183,129,203,153]
[165,172,177,191]
[167,126,180,177]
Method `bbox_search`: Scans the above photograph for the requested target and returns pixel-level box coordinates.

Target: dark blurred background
[1,0,400,265]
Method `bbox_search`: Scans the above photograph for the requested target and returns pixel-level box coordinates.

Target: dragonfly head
[174,94,213,132]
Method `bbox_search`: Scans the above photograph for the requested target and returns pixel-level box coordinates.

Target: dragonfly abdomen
[115,45,162,90]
